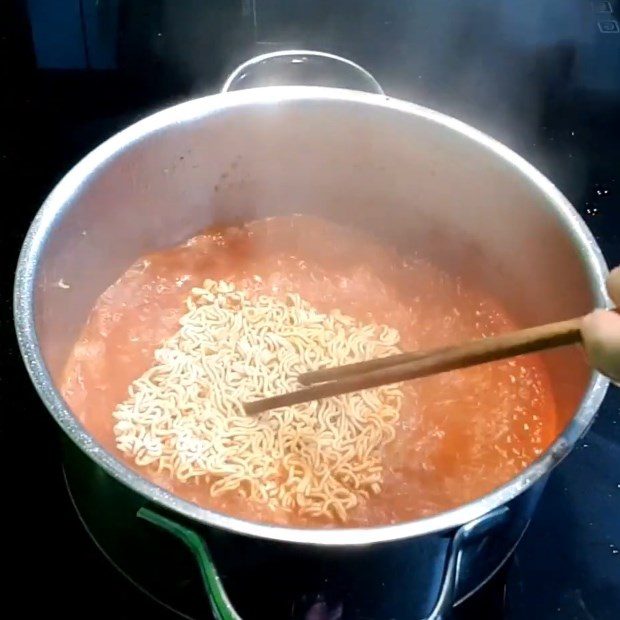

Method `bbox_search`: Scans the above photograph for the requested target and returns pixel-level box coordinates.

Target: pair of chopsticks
[242,312,591,415]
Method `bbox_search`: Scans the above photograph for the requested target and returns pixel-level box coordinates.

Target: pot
[15,51,610,619]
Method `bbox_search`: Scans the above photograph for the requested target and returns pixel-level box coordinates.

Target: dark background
[2,0,620,618]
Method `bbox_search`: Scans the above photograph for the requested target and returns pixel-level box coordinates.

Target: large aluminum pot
[14,51,610,619]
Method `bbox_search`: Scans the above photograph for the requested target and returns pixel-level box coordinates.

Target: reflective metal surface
[15,84,609,547]
[61,438,541,615]
[221,50,385,95]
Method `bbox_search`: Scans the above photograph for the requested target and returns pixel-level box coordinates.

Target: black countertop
[2,1,620,617]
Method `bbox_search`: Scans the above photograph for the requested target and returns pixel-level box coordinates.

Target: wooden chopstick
[242,314,588,415]
[298,349,429,385]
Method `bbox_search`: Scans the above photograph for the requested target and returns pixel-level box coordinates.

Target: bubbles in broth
[61,215,556,527]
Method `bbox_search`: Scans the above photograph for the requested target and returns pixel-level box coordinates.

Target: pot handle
[221,50,385,95]
[138,507,241,620]
[426,506,510,619]
[138,505,509,620]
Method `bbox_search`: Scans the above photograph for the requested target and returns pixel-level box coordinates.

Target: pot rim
[14,85,610,546]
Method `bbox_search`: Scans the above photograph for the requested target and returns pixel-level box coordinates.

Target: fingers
[582,308,620,382]
[581,266,620,381]
[607,266,620,306]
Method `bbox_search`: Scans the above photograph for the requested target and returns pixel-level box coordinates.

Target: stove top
[3,0,620,618]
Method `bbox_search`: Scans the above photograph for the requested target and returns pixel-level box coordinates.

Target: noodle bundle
[113,278,404,521]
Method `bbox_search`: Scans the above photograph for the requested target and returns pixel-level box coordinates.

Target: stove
[3,0,620,618]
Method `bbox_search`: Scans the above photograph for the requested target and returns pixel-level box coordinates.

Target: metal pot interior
[18,87,608,542]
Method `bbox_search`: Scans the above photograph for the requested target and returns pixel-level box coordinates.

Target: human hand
[581,266,620,382]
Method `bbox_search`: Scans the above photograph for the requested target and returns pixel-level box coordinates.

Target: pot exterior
[64,440,544,619]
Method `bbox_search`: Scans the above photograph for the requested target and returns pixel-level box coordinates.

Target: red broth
[61,215,556,527]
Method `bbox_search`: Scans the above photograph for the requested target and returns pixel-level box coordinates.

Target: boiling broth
[61,215,556,527]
